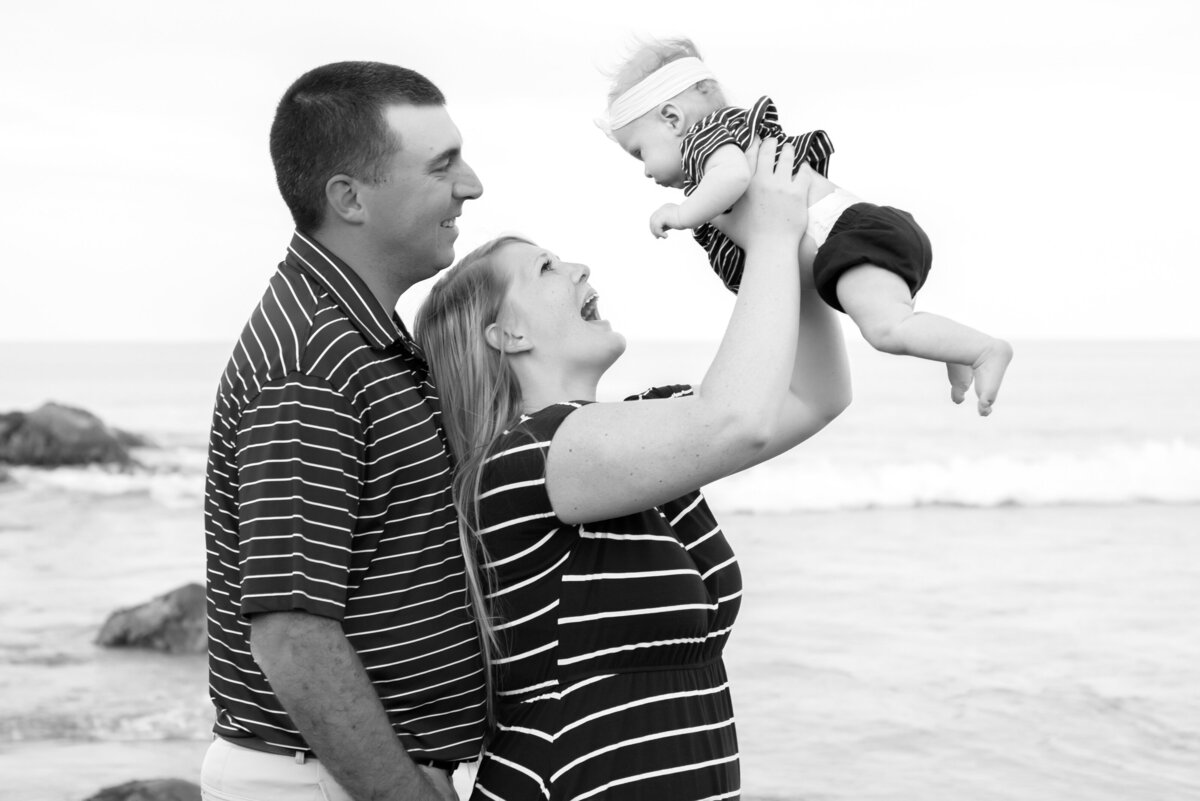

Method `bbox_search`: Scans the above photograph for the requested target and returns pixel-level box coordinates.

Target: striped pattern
[204,231,486,761]
[683,95,834,292]
[469,387,743,800]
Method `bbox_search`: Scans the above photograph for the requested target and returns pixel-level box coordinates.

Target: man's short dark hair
[269,61,446,232]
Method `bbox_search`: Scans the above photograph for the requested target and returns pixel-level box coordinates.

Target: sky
[2,0,1198,343]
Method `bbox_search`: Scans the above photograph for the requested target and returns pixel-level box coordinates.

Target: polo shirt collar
[285,230,409,351]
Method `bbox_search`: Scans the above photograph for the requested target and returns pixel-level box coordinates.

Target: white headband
[598,57,717,136]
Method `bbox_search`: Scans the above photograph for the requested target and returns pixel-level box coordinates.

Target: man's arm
[250,610,452,801]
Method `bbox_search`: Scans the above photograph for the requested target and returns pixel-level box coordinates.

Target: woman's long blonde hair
[414,235,531,725]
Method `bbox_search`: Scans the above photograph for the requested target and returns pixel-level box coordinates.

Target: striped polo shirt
[203,231,486,761]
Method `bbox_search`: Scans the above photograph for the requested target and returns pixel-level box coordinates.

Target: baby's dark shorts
[812,202,932,313]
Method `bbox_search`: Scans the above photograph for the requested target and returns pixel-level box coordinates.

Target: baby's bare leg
[835,265,1013,415]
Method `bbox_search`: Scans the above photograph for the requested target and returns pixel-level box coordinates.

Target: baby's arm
[650,144,752,238]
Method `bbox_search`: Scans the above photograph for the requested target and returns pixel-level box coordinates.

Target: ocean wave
[6,439,1199,513]
[0,707,211,743]
[4,446,205,508]
[706,439,1200,512]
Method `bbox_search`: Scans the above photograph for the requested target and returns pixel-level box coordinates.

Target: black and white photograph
[1,1,1197,799]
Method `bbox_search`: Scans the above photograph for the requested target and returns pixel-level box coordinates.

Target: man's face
[358,104,483,283]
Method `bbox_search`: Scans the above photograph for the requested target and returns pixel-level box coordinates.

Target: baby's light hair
[605,36,726,111]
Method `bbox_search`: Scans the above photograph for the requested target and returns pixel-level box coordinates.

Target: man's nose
[453,162,483,200]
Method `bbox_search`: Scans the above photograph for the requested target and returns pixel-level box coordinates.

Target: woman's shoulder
[486,384,693,467]
[504,400,588,440]
[483,387,692,475]
[483,401,588,478]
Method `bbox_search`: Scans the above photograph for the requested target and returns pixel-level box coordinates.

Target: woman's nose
[571,262,590,282]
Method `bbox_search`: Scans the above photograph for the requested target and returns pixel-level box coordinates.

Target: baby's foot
[946,363,973,404]
[972,339,1014,416]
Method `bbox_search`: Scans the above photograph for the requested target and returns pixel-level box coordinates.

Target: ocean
[0,339,1197,800]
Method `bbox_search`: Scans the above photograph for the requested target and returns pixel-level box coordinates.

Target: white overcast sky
[2,0,1197,342]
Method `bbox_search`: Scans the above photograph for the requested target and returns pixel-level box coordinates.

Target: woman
[415,140,850,800]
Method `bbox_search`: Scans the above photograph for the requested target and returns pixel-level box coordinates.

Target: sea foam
[706,438,1200,512]
[7,438,1198,513]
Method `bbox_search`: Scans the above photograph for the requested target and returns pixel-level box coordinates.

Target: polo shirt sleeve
[234,373,364,620]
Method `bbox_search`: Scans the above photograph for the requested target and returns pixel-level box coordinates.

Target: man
[202,62,485,801]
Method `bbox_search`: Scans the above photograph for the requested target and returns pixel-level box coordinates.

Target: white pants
[200,737,353,801]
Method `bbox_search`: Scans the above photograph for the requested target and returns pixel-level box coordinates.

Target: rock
[96,583,207,654]
[83,779,201,801]
[113,427,154,448]
[0,402,151,467]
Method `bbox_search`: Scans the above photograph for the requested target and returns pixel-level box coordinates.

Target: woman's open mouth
[580,292,601,322]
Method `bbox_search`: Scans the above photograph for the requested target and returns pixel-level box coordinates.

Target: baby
[601,38,1013,415]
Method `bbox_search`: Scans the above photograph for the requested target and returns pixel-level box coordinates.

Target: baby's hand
[649,204,683,239]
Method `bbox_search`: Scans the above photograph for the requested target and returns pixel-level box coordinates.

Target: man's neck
[309,226,410,314]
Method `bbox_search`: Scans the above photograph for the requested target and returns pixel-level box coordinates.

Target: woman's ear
[325,174,365,224]
[485,323,533,354]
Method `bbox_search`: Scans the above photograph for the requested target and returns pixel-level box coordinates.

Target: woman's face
[491,241,626,377]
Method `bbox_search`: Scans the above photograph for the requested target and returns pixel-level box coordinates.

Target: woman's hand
[711,138,811,249]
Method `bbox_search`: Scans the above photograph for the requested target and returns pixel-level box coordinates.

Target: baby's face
[614,116,685,189]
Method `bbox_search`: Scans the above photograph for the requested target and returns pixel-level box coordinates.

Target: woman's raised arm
[546,139,806,524]
[720,163,852,469]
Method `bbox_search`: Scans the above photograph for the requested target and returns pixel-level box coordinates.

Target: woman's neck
[517,373,601,414]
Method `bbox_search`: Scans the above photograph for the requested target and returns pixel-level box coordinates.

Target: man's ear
[657,102,686,135]
[325,174,365,224]
[485,323,533,354]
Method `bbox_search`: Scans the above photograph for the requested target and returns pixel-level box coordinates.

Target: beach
[725,506,1200,801]
[1,500,1196,800]
[1,339,1198,799]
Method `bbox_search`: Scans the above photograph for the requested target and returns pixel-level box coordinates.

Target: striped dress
[683,95,834,293]
[470,387,743,801]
